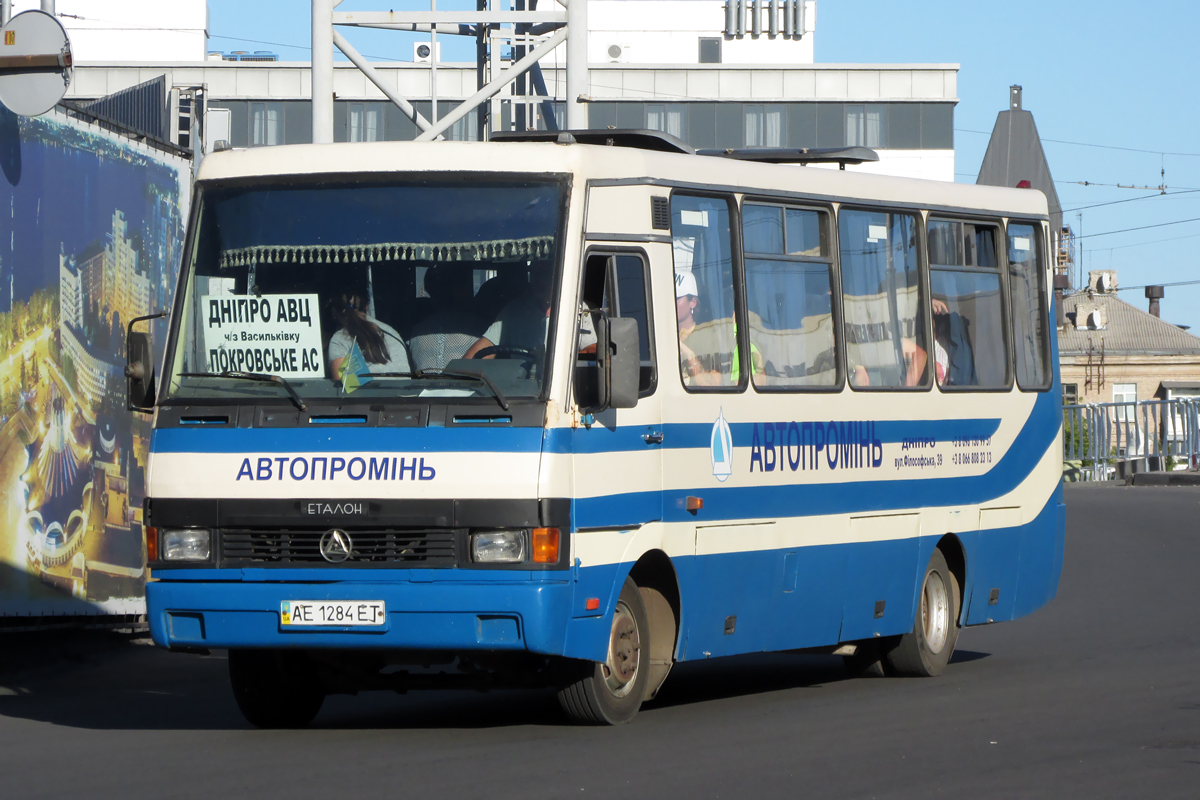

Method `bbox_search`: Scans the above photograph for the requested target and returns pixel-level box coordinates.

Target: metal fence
[1064,399,1200,481]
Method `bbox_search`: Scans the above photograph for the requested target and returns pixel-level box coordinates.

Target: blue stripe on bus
[151,425,546,454]
[152,415,1003,456]
[545,417,1003,454]
[574,391,1059,527]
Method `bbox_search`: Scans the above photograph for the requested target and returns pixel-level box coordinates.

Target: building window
[251,102,281,146]
[647,104,686,139]
[349,104,380,142]
[699,37,722,64]
[1063,383,1078,405]
[1114,383,1137,421]
[845,104,885,148]
[744,105,782,147]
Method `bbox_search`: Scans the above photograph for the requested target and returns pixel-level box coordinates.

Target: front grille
[220,528,459,566]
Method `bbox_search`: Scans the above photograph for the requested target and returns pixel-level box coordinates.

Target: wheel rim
[921,570,951,654]
[602,599,641,698]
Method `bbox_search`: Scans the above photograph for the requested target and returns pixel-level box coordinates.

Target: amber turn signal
[146,526,158,563]
[531,527,560,563]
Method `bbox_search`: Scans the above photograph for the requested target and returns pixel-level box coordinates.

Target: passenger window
[671,195,740,389]
[743,203,837,388]
[1007,222,1050,389]
[575,252,656,408]
[928,218,1009,389]
[838,208,929,389]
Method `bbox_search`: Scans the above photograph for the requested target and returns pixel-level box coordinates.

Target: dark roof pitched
[1060,293,1200,356]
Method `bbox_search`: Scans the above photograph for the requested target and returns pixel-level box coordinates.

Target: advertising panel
[0,104,190,616]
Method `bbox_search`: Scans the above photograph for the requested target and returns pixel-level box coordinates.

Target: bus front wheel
[886,549,960,677]
[556,578,649,724]
[228,649,325,729]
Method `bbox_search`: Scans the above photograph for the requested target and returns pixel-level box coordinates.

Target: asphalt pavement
[0,483,1197,799]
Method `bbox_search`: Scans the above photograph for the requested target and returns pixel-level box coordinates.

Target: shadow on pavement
[0,629,238,731]
[949,649,990,664]
[0,629,994,730]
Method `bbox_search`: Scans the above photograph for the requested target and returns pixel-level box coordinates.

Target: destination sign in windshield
[202,293,325,378]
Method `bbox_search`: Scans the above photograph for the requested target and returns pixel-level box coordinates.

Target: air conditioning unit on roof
[414,42,441,63]
[606,42,632,63]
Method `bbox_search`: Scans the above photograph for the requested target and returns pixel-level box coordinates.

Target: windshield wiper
[352,369,510,411]
[180,371,308,412]
[413,368,510,411]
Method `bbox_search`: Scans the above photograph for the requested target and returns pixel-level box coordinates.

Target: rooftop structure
[40,0,957,182]
[1059,271,1200,407]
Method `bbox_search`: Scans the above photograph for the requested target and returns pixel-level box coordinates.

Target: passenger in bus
[675,271,724,386]
[932,298,977,386]
[848,337,927,388]
[327,289,412,377]
[409,265,487,371]
[464,260,555,360]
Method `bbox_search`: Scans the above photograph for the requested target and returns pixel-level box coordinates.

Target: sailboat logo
[710,408,734,482]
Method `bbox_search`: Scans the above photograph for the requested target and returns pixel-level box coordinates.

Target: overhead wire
[955,128,1200,158]
[1072,216,1200,241]
[1087,232,1200,252]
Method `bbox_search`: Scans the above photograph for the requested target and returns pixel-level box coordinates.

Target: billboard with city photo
[0,104,190,616]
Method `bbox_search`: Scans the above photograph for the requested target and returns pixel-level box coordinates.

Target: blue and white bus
[130,131,1064,726]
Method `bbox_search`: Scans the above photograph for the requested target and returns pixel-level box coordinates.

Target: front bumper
[147,570,574,654]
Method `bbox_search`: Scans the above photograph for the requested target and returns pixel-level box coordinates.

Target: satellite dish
[0,10,73,117]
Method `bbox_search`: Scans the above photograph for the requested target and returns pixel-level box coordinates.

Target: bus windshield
[164,176,566,405]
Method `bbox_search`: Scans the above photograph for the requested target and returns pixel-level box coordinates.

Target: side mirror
[597,314,640,410]
[125,312,165,413]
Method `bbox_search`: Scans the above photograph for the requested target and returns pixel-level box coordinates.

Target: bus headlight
[471,530,527,563]
[161,528,212,561]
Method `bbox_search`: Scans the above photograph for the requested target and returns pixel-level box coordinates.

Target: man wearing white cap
[675,270,721,386]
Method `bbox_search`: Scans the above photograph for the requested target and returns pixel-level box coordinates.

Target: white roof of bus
[196,141,1049,218]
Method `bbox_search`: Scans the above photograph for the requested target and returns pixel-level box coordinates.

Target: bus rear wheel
[886,549,960,677]
[228,649,325,729]
[556,578,649,725]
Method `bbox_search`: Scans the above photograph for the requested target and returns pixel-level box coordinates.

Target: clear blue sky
[208,0,1200,329]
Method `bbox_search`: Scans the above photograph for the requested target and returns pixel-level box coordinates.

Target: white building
[578,0,816,65]
[103,211,151,329]
[8,0,208,62]
[58,250,83,331]
[49,0,958,182]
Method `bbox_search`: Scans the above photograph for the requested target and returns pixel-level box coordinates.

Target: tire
[228,649,325,729]
[556,578,649,725]
[885,549,960,677]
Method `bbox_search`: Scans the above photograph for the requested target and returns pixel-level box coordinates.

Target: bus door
[571,249,663,531]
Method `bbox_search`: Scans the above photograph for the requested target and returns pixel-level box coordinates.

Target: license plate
[281,600,386,627]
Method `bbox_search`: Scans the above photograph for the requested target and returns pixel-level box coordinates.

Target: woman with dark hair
[327,292,411,378]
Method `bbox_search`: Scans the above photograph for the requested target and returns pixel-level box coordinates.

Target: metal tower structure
[310,0,587,144]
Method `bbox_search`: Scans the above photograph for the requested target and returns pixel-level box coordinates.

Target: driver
[463,261,554,360]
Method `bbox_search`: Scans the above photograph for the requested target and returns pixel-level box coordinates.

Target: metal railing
[1064,399,1200,481]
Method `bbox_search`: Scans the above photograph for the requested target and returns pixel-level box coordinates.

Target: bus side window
[928,219,1009,389]
[743,203,837,388]
[670,195,740,390]
[838,208,929,389]
[1007,222,1050,390]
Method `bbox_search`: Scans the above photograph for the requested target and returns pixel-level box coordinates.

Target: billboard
[0,104,190,616]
